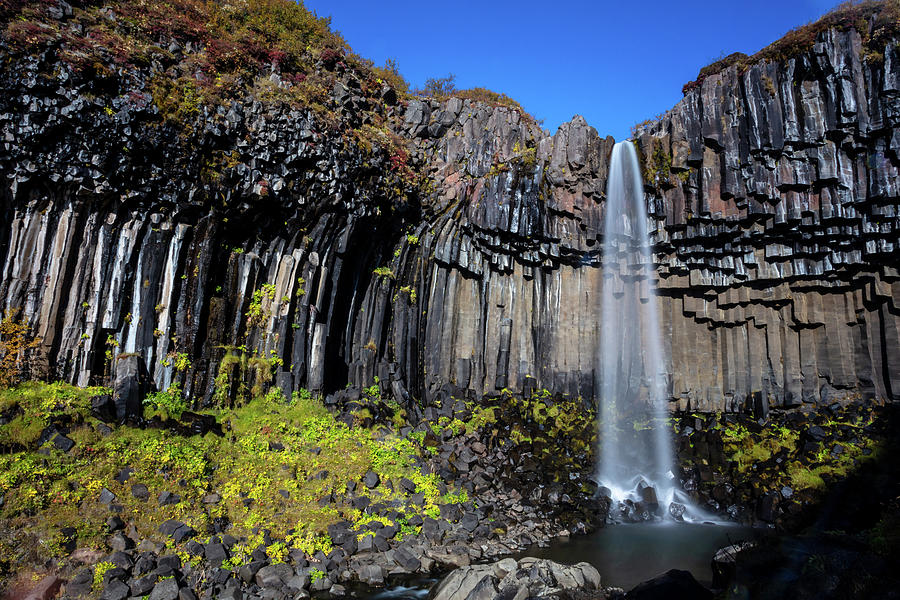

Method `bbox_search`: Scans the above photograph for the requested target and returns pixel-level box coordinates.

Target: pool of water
[521,522,759,590]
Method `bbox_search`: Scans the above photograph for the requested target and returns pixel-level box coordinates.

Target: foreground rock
[625,569,711,600]
[431,557,604,600]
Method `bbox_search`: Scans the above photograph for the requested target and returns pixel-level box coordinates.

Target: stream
[366,522,759,597]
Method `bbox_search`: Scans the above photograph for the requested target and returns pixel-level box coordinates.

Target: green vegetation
[417,74,535,122]
[682,1,900,94]
[0,381,476,579]
[213,345,284,406]
[373,266,395,279]
[715,407,882,497]
[143,382,187,420]
[0,382,108,447]
[419,73,458,98]
[0,309,41,389]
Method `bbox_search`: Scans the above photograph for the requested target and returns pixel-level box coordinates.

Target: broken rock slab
[431,557,602,600]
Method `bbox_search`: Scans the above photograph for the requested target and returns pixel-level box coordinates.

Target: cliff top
[682,0,900,94]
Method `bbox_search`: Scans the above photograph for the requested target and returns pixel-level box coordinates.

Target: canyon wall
[1,26,898,413]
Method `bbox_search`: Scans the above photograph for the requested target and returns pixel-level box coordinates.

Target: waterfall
[597,141,678,521]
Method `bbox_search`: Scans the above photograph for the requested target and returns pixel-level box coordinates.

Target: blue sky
[304,0,842,141]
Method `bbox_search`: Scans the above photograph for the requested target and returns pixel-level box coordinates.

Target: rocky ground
[0,380,608,600]
[3,374,899,600]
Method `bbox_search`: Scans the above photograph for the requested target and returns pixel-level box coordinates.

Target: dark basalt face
[0,14,898,416]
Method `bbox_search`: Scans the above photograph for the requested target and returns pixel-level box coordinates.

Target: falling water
[597,141,678,521]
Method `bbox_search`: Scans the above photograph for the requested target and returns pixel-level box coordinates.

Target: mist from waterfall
[597,141,677,521]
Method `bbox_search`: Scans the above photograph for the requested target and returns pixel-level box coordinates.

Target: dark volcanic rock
[113,355,148,422]
[148,577,180,600]
[626,569,712,600]
[131,483,150,501]
[0,19,894,420]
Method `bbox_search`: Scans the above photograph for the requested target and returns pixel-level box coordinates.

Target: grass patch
[0,381,473,578]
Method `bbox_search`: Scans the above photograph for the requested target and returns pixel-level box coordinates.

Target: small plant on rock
[144,382,187,419]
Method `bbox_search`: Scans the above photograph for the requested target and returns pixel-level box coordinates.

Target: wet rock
[711,541,756,589]
[309,576,332,593]
[330,583,346,596]
[638,486,659,512]
[668,502,686,520]
[626,569,712,600]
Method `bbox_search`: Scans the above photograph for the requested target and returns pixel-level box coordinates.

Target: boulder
[91,394,117,423]
[21,575,63,600]
[626,569,712,600]
[431,558,601,600]
[113,355,148,422]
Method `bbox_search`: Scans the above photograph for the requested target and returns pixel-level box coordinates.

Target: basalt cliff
[1,2,899,416]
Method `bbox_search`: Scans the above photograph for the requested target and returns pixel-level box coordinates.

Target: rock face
[634,28,900,412]
[0,21,897,412]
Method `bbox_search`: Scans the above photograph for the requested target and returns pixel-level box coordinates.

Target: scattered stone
[128,575,157,597]
[114,467,134,483]
[52,434,75,452]
[172,524,195,543]
[255,564,292,587]
[99,488,116,504]
[108,531,134,551]
[91,394,116,423]
[131,483,150,501]
[66,569,93,597]
[156,555,181,576]
[107,516,125,532]
[159,519,184,537]
[158,491,180,506]
[204,543,228,567]
[100,580,130,600]
[363,470,380,489]
[178,588,198,600]
[148,577,180,600]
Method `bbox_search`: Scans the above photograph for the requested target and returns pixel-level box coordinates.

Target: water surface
[522,522,758,590]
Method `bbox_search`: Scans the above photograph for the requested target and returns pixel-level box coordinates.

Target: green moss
[0,381,472,576]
